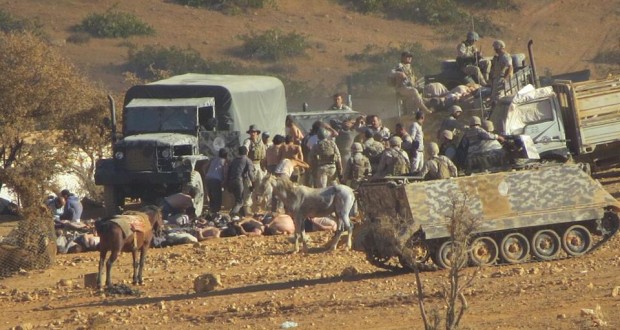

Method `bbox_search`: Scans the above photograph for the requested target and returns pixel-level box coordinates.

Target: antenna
[471,16,486,119]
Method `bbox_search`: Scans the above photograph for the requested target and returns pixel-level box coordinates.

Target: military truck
[95,74,287,215]
[490,76,620,171]
[356,164,620,270]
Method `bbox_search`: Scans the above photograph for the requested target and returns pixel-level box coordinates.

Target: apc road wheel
[469,236,498,266]
[500,233,530,264]
[433,241,467,269]
[562,225,592,256]
[531,229,561,260]
[185,171,205,216]
[103,185,122,216]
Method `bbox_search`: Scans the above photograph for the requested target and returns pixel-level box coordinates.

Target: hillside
[4,0,619,110]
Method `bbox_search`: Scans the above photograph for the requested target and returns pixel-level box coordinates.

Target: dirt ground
[0,169,618,330]
[1,1,620,329]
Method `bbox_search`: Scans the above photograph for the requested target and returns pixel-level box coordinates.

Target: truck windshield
[124,107,197,135]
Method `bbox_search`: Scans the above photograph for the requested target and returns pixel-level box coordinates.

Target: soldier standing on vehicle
[419,142,458,180]
[390,52,432,114]
[409,111,425,173]
[456,31,488,86]
[330,93,352,110]
[372,136,411,179]
[489,40,514,105]
[463,116,505,171]
[243,125,266,212]
[343,142,371,189]
[439,130,458,162]
[308,128,342,188]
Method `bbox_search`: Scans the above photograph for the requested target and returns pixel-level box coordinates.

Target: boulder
[194,273,222,293]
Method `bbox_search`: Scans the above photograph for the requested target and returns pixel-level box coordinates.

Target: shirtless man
[263,213,296,235]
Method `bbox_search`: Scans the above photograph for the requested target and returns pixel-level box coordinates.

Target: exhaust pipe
[528,40,541,88]
[107,94,117,147]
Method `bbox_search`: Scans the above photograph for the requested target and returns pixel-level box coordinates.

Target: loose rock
[194,273,222,293]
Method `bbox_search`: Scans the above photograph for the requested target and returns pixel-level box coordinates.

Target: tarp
[124,74,287,144]
[490,85,556,135]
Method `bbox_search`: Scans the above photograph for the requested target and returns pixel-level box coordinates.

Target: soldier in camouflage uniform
[456,31,488,86]
[372,136,411,179]
[463,116,505,172]
[439,130,458,162]
[390,52,432,114]
[343,142,371,189]
[308,128,342,188]
[437,105,466,142]
[361,128,385,174]
[489,40,514,105]
[243,125,266,212]
[419,142,458,180]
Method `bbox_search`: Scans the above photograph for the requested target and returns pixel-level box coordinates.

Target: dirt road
[1,170,619,329]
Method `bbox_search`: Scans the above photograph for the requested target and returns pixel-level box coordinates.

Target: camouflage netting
[0,217,57,278]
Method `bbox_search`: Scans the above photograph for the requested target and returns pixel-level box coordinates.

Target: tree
[0,32,106,207]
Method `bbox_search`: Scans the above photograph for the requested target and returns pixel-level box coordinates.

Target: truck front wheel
[185,171,205,216]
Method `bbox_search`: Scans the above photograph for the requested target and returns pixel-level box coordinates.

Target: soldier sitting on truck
[389,51,432,115]
[456,31,488,86]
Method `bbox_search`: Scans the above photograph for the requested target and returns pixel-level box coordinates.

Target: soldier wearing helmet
[343,142,371,188]
[463,116,505,172]
[438,105,466,141]
[456,31,488,86]
[489,39,514,104]
[439,129,458,161]
[372,134,411,179]
[308,127,342,188]
[419,142,458,180]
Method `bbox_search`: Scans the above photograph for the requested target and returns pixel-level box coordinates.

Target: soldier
[330,93,352,110]
[334,117,357,171]
[343,142,371,189]
[372,136,411,179]
[437,105,466,141]
[390,51,432,114]
[361,128,385,174]
[419,142,458,180]
[456,31,488,86]
[489,40,514,104]
[409,111,425,173]
[463,116,505,172]
[308,128,342,188]
[439,130,458,162]
[227,146,255,216]
[243,125,266,212]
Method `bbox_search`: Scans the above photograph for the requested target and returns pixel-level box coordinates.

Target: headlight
[114,151,124,160]
[161,149,172,158]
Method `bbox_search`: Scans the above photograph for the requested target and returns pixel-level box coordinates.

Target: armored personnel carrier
[356,164,620,270]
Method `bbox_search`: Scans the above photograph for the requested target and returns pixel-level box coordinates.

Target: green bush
[76,8,154,38]
[346,43,441,93]
[171,0,274,14]
[125,45,247,80]
[0,9,44,35]
[239,29,309,61]
[456,0,518,10]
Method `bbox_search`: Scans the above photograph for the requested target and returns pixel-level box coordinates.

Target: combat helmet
[351,142,364,153]
[467,31,479,42]
[389,136,402,147]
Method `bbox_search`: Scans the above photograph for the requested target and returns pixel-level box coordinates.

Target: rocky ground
[0,169,618,330]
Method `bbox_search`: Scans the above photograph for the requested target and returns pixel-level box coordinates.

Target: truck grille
[125,147,155,171]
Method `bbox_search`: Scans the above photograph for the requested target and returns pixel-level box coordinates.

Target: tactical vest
[391,150,411,176]
[427,157,451,180]
[315,139,336,165]
[350,155,369,180]
[247,139,266,161]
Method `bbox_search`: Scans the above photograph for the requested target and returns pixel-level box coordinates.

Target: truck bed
[553,77,620,155]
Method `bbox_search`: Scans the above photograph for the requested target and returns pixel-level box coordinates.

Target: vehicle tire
[432,241,467,269]
[499,233,530,264]
[103,185,121,216]
[185,171,205,216]
[531,229,561,261]
[562,225,592,256]
[469,236,499,266]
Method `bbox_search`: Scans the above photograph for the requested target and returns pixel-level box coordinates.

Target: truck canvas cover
[124,74,287,142]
